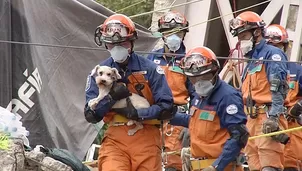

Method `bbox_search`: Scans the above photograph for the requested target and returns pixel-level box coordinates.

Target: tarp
[0,0,159,159]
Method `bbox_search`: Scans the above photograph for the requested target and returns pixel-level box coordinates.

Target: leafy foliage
[95,0,155,28]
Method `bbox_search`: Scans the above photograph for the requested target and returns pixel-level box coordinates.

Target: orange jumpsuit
[148,46,196,170]
[85,54,174,171]
[284,63,302,171]
[170,78,247,171]
[241,40,289,170]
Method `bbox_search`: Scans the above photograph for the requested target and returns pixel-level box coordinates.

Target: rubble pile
[0,139,74,171]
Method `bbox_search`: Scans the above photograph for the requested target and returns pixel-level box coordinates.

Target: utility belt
[190,156,244,171]
[109,114,161,126]
[244,104,271,119]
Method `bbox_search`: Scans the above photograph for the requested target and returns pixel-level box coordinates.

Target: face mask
[165,34,182,52]
[194,80,214,97]
[109,46,129,63]
[240,37,253,56]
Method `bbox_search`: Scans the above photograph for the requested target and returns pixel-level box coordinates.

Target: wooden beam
[184,0,212,49]
[290,1,302,61]
[280,0,290,27]
[261,0,285,25]
[216,0,238,83]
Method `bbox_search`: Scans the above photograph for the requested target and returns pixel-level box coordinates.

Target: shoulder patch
[85,76,91,91]
[226,104,238,115]
[272,54,282,61]
[154,59,161,64]
[156,66,165,74]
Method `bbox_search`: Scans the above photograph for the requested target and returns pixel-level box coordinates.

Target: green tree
[95,0,155,28]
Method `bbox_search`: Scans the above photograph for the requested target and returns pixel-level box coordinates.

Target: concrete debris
[0,139,75,171]
[0,138,25,171]
[41,157,73,171]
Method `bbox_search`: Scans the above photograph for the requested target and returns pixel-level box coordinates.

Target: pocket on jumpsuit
[195,111,219,141]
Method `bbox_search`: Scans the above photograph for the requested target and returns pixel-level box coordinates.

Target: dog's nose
[101,80,106,83]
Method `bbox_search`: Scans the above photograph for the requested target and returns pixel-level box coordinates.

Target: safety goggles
[181,54,213,76]
[229,18,265,36]
[229,18,247,30]
[95,23,133,45]
[162,12,186,24]
[264,35,283,43]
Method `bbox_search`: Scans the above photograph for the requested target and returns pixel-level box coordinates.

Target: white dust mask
[165,34,182,52]
[240,37,253,56]
[194,80,214,97]
[109,46,129,63]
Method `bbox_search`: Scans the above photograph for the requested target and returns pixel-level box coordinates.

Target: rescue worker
[170,46,248,171]
[84,14,175,171]
[147,11,195,171]
[229,11,289,171]
[265,24,302,171]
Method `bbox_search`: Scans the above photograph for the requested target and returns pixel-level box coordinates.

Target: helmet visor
[101,23,132,43]
[181,54,213,76]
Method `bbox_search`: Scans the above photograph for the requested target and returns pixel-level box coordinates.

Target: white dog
[88,65,150,135]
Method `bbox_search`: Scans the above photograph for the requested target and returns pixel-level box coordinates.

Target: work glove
[109,83,132,101]
[112,98,139,120]
[290,100,302,117]
[158,105,178,120]
[178,128,190,147]
[297,115,302,125]
[262,116,279,134]
[84,104,102,124]
[262,116,290,144]
[202,166,216,171]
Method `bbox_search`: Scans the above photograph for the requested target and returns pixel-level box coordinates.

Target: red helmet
[229,11,266,36]
[158,11,189,33]
[264,24,289,44]
[94,14,138,46]
[180,46,220,76]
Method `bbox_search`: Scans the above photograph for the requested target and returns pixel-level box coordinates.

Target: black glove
[112,98,139,120]
[158,105,177,120]
[297,114,302,125]
[262,116,290,144]
[84,105,102,124]
[290,100,302,117]
[271,129,290,145]
[262,116,279,134]
[178,128,190,147]
[109,83,132,101]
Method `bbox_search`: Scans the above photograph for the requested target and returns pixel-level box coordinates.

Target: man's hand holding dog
[109,83,132,101]
[113,98,139,120]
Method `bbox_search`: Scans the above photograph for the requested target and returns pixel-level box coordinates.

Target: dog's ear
[111,68,122,80]
[90,65,100,77]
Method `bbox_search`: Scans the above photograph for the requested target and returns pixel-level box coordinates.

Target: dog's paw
[127,120,135,126]
[128,130,136,136]
[88,99,99,110]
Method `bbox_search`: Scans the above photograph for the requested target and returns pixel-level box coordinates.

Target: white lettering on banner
[6,68,43,114]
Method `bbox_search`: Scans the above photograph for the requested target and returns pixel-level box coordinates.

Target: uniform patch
[226,104,238,115]
[199,111,214,121]
[189,108,196,116]
[133,71,147,75]
[85,76,91,91]
[194,99,199,105]
[272,54,282,61]
[154,59,161,64]
[156,66,165,74]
